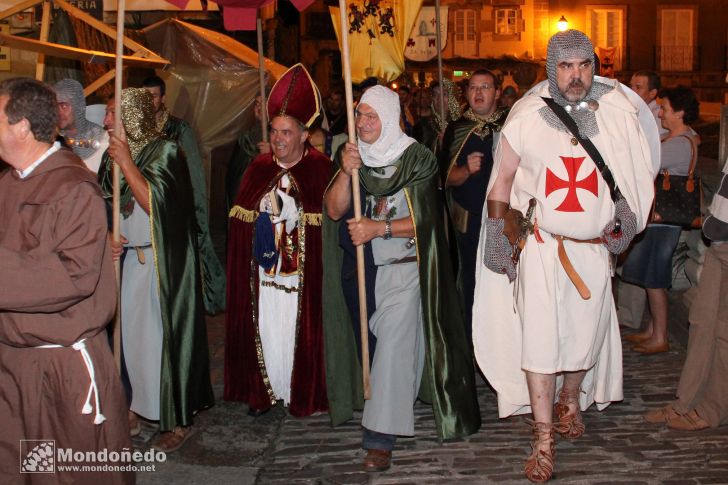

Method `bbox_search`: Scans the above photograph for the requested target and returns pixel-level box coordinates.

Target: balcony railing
[654,45,700,72]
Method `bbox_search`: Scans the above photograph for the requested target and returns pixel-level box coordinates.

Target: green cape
[322,142,481,439]
[163,116,226,314]
[99,139,215,431]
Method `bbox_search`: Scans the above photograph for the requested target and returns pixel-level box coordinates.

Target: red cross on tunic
[545,156,599,212]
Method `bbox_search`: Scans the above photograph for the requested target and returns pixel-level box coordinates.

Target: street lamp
[557,15,568,32]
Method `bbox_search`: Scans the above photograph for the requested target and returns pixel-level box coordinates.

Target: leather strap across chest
[541,97,621,203]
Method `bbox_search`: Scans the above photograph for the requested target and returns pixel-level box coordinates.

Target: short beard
[561,80,587,103]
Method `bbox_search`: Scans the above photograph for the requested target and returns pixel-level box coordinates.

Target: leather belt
[390,256,418,265]
[124,244,152,264]
[552,235,602,300]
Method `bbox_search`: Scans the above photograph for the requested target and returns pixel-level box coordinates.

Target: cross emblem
[545,156,598,212]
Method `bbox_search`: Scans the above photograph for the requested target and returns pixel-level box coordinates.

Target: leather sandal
[624,332,652,343]
[128,411,141,437]
[524,420,556,483]
[633,341,669,354]
[554,387,585,439]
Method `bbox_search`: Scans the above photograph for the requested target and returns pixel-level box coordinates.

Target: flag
[330,0,423,83]
[404,6,448,62]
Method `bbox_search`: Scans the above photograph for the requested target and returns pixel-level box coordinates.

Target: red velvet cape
[224,147,331,416]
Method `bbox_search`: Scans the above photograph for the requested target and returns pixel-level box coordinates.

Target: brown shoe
[151,426,197,453]
[633,341,669,354]
[667,409,710,431]
[643,404,679,424]
[363,449,391,472]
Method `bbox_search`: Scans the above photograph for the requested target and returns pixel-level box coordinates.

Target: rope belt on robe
[35,338,106,425]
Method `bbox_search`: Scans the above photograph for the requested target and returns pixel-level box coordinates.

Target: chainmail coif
[53,79,104,159]
[539,30,613,139]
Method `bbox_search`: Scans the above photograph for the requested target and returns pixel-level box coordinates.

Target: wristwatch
[383,219,392,240]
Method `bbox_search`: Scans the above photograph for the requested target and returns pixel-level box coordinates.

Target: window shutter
[517,8,524,32]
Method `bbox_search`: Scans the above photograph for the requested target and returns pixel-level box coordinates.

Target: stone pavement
[133,305,728,485]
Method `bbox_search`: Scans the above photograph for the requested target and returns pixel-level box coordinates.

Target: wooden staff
[256,14,269,142]
[112,0,125,372]
[34,1,51,81]
[434,0,446,128]
[434,0,450,243]
[338,0,370,399]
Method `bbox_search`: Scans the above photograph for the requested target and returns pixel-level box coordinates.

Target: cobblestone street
[134,302,728,484]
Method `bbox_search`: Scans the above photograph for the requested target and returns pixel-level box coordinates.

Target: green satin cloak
[163,116,226,314]
[322,142,481,439]
[99,139,215,431]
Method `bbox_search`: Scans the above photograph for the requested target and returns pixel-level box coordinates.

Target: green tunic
[322,142,481,440]
[162,115,226,314]
[99,138,215,431]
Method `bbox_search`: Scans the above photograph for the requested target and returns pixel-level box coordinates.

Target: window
[495,8,518,35]
[454,9,477,58]
[658,8,695,71]
[586,6,625,71]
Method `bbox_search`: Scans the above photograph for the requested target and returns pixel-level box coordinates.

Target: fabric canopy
[142,18,287,170]
[163,0,315,30]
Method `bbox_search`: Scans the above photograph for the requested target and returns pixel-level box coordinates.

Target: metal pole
[256,15,269,142]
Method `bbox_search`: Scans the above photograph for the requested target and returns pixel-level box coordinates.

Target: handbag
[651,134,702,228]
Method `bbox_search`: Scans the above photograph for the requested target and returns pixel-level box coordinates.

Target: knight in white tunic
[473,30,657,482]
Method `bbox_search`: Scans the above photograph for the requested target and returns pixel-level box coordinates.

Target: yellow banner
[330,0,422,83]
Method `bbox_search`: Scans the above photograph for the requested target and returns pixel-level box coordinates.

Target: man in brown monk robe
[0,78,133,484]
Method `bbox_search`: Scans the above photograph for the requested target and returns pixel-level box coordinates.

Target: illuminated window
[659,8,695,71]
[454,9,477,57]
[586,6,625,71]
[495,8,518,35]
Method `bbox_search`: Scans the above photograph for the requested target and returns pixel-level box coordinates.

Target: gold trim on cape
[229,205,321,227]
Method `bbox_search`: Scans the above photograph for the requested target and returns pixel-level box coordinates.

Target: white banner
[404,6,448,62]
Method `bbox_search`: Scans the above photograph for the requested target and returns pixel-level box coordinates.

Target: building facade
[298,0,726,102]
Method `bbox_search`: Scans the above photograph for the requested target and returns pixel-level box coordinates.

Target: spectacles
[468,84,495,92]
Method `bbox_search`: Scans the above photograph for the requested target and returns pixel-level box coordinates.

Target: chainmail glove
[601,196,638,255]
[484,217,517,282]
